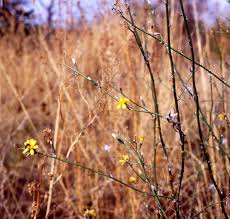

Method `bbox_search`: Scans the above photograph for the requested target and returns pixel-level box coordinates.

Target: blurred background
[0,0,230,218]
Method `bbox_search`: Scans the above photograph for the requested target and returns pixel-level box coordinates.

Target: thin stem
[37,152,172,200]
[65,64,164,118]
[115,10,230,89]
[125,1,174,196]
[174,62,230,160]
[179,1,229,218]
[165,1,186,218]
[135,150,168,219]
[191,198,229,219]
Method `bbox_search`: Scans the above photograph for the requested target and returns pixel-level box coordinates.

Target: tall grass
[0,1,229,218]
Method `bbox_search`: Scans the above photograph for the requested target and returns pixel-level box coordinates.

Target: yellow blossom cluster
[128,176,137,184]
[218,113,225,120]
[22,139,39,156]
[119,154,129,165]
[117,97,129,110]
[83,209,96,218]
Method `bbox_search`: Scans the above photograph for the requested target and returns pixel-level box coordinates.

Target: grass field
[0,1,230,218]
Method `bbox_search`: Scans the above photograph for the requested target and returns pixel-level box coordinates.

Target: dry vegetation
[0,1,230,218]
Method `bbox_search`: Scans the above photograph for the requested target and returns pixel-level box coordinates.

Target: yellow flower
[139,136,144,143]
[83,209,96,218]
[218,113,225,120]
[119,154,129,165]
[22,139,39,156]
[128,176,137,184]
[117,97,129,110]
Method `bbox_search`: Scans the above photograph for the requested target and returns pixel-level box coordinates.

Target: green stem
[36,152,172,200]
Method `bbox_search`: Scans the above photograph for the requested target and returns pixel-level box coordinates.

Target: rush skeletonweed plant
[83,209,96,219]
[22,139,39,156]
[117,97,129,110]
[128,176,137,184]
[218,113,225,120]
[119,154,129,166]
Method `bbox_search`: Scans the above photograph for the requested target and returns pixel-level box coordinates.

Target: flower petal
[119,160,125,165]
[122,104,127,109]
[30,139,37,146]
[33,145,39,149]
[24,140,30,146]
[117,104,121,110]
[22,148,29,154]
[30,149,35,155]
